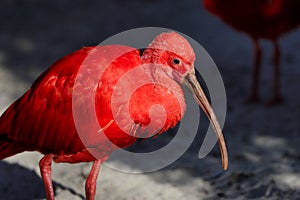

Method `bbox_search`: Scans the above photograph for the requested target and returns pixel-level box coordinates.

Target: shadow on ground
[0,162,85,200]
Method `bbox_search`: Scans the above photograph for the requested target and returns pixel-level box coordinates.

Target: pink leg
[268,39,283,105]
[247,38,262,103]
[39,154,55,200]
[85,160,102,200]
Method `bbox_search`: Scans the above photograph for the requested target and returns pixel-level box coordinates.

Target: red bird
[0,32,228,200]
[203,0,300,103]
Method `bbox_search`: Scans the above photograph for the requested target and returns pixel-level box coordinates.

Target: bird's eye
[172,58,181,65]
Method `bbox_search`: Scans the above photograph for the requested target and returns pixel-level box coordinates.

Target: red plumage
[0,47,96,160]
[203,0,300,103]
[0,32,228,199]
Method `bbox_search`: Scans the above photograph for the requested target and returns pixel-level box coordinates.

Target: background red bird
[203,0,300,104]
[0,32,228,200]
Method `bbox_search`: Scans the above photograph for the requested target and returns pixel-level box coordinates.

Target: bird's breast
[94,56,186,148]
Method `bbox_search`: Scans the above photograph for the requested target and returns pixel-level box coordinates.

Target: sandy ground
[1,0,300,199]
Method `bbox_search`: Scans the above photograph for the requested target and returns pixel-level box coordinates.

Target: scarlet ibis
[0,31,228,200]
[203,0,300,103]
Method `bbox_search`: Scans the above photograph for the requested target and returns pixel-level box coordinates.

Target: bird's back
[203,0,300,39]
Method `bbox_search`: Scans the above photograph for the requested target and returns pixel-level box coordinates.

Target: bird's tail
[0,136,25,160]
[0,102,27,160]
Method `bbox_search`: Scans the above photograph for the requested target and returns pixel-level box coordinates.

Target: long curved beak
[183,71,228,170]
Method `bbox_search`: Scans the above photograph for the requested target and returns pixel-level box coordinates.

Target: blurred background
[0,0,300,199]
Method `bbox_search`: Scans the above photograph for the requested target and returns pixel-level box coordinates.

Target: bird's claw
[266,95,283,106]
[245,95,260,104]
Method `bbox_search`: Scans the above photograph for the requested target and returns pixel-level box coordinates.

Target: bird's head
[142,31,228,170]
[142,31,196,83]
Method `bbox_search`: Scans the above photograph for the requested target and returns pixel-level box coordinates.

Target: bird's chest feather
[95,58,186,148]
[129,84,186,134]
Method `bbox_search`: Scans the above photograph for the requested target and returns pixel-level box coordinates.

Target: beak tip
[222,152,228,170]
[223,163,228,170]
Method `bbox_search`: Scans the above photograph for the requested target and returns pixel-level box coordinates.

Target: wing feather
[0,45,140,158]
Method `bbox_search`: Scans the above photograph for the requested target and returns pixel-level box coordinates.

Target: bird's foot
[245,95,260,104]
[266,95,283,106]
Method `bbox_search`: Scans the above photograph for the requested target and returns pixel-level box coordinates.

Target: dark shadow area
[0,162,45,200]
[0,0,205,86]
[0,161,85,200]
